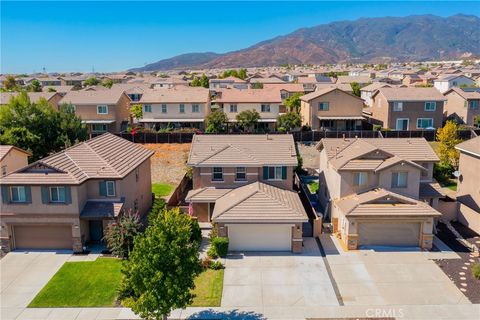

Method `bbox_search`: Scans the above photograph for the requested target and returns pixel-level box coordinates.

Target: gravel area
[434,222,480,303]
[143,143,191,184]
[297,142,319,170]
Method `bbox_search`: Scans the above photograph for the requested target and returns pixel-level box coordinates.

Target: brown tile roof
[263,83,305,92]
[1,133,153,185]
[188,134,297,166]
[360,82,391,92]
[444,87,480,100]
[0,146,32,161]
[186,188,233,202]
[456,136,480,157]
[60,90,126,105]
[214,88,281,103]
[80,199,125,218]
[374,87,446,101]
[301,87,363,102]
[212,182,308,223]
[336,75,372,84]
[139,87,209,103]
[419,182,445,198]
[314,83,353,92]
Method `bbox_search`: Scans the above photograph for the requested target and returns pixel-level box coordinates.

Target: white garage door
[358,222,420,247]
[227,224,292,251]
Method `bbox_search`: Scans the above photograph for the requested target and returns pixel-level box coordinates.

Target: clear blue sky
[1,1,479,73]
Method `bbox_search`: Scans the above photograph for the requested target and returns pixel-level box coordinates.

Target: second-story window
[92,124,107,132]
[212,167,223,181]
[392,172,408,188]
[50,186,66,203]
[236,167,246,181]
[230,104,237,113]
[264,166,286,180]
[353,172,367,187]
[161,104,167,113]
[393,102,403,111]
[179,104,185,113]
[192,104,200,113]
[11,186,26,203]
[469,100,479,110]
[424,102,436,111]
[261,104,271,112]
[106,181,115,196]
[417,118,433,129]
[144,105,152,113]
[97,105,108,114]
[318,102,329,111]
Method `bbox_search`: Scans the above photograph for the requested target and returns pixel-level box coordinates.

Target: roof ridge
[196,144,231,165]
[63,150,90,180]
[214,182,261,219]
[257,182,300,215]
[84,136,121,177]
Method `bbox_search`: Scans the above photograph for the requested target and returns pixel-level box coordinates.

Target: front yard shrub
[209,261,224,270]
[473,263,480,280]
[190,218,202,245]
[207,246,219,259]
[208,224,218,240]
[200,257,212,269]
[211,237,229,258]
[103,209,141,259]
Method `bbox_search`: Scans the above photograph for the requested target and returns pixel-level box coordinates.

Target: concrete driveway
[321,235,471,306]
[0,251,71,320]
[221,237,339,308]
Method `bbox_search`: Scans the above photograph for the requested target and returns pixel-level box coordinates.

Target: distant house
[60,90,131,133]
[336,75,372,86]
[60,76,88,87]
[37,77,62,87]
[0,133,153,253]
[0,92,63,109]
[300,88,364,131]
[317,137,442,250]
[138,87,210,130]
[433,74,475,93]
[263,83,305,99]
[370,87,446,130]
[443,87,480,126]
[209,76,249,90]
[360,83,391,107]
[0,146,31,177]
[455,137,480,234]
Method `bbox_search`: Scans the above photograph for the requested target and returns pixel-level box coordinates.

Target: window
[92,124,107,132]
[236,167,246,181]
[261,104,271,112]
[452,81,458,86]
[106,181,115,196]
[392,172,408,188]
[179,104,185,113]
[192,104,200,113]
[318,102,329,111]
[229,104,237,113]
[469,100,479,110]
[11,186,26,203]
[424,102,436,111]
[212,167,223,181]
[353,172,367,186]
[144,104,152,113]
[1,166,6,177]
[97,105,108,114]
[393,102,403,111]
[161,104,167,113]
[396,118,409,130]
[267,166,283,180]
[417,118,433,129]
[50,186,66,203]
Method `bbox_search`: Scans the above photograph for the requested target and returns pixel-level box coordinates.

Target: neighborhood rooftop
[373,87,446,101]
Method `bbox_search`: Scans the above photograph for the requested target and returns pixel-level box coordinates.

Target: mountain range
[130,14,480,72]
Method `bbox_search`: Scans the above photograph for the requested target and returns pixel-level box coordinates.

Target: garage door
[227,224,291,251]
[358,222,420,247]
[13,225,73,250]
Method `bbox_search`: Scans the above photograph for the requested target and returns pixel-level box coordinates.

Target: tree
[205,109,228,133]
[103,209,142,259]
[84,77,100,86]
[437,121,460,169]
[120,208,202,320]
[350,82,361,97]
[0,92,87,161]
[277,112,301,132]
[236,109,260,132]
[251,82,263,89]
[191,74,209,88]
[47,87,57,92]
[238,68,247,80]
[103,78,114,88]
[130,104,143,120]
[284,93,302,113]
[3,75,18,91]
[27,79,42,92]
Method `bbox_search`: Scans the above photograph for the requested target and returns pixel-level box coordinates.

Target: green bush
[372,124,382,131]
[209,261,224,270]
[211,237,229,257]
[207,246,218,259]
[190,218,202,245]
[473,264,480,280]
[434,162,454,184]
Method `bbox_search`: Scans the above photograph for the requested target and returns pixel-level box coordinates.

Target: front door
[89,220,104,242]
[396,118,409,130]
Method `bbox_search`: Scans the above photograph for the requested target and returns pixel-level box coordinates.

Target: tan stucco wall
[0,149,29,176]
[143,103,208,120]
[377,163,421,199]
[223,103,281,121]
[457,152,480,209]
[458,203,480,235]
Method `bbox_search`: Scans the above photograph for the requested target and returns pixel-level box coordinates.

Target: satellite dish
[453,171,461,178]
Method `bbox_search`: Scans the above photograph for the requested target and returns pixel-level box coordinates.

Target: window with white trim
[50,186,66,203]
[229,104,237,113]
[144,105,152,113]
[424,102,436,111]
[392,172,408,188]
[97,105,108,114]
[417,118,433,129]
[192,104,200,113]
[106,181,115,196]
[161,104,167,113]
[212,167,223,181]
[236,167,246,181]
[268,166,283,180]
[353,172,367,186]
[261,104,271,112]
[318,102,329,111]
[11,186,26,203]
[393,102,403,111]
[92,124,108,132]
[179,104,185,113]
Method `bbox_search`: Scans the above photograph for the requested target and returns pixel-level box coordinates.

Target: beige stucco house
[0,133,153,253]
[0,146,31,176]
[455,137,480,234]
[60,90,131,133]
[317,137,442,250]
[185,134,307,253]
[444,87,480,126]
[300,88,364,131]
[370,87,446,130]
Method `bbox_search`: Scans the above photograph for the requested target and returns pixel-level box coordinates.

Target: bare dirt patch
[143,144,191,184]
[297,142,319,170]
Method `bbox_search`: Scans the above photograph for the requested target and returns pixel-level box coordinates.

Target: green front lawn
[152,182,175,198]
[190,269,224,307]
[29,258,122,307]
[441,180,458,191]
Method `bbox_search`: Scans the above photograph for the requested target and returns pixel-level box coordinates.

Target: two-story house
[185,134,307,253]
[455,137,480,234]
[433,74,476,93]
[212,88,284,131]
[60,90,131,133]
[443,87,480,126]
[360,83,391,107]
[138,87,210,130]
[0,133,153,253]
[209,76,249,90]
[300,88,365,131]
[0,146,31,177]
[317,137,442,250]
[370,87,446,130]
